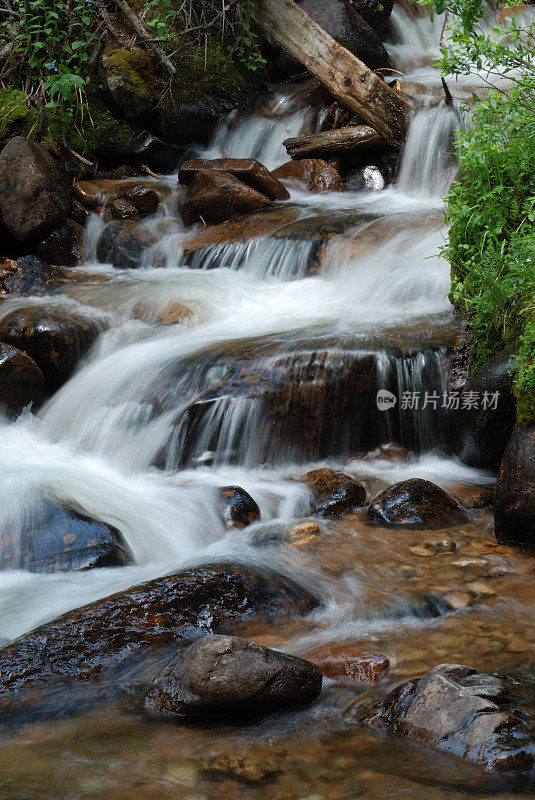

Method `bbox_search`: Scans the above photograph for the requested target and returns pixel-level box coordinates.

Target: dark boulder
[217,486,260,530]
[158,96,232,148]
[0,562,318,711]
[33,219,85,266]
[0,342,44,416]
[302,468,366,516]
[366,478,469,528]
[494,423,535,546]
[96,220,159,268]
[0,256,75,297]
[455,347,517,471]
[0,501,133,573]
[144,635,322,720]
[0,137,70,245]
[353,663,535,772]
[123,184,160,215]
[271,159,344,194]
[0,307,102,393]
[179,158,290,201]
[108,197,140,220]
[300,0,392,70]
[180,170,274,226]
[351,0,394,37]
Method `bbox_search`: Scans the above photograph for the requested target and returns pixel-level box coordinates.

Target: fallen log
[284,124,386,160]
[256,0,414,148]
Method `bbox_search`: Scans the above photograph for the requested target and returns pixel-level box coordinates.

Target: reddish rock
[96,220,159,268]
[0,137,70,245]
[123,184,160,215]
[108,197,140,220]
[361,442,411,462]
[217,486,260,530]
[271,159,344,194]
[73,178,172,212]
[494,423,535,546]
[450,483,494,509]
[366,479,469,528]
[182,207,301,255]
[180,170,274,226]
[303,468,366,516]
[179,158,290,201]
[0,256,77,296]
[0,342,44,416]
[308,645,389,683]
[0,307,102,393]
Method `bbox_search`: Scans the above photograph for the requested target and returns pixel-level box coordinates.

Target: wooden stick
[284,124,386,159]
[110,0,176,75]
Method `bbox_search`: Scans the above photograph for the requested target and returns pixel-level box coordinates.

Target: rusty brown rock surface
[366,479,469,528]
[179,158,290,201]
[302,468,367,516]
[217,487,261,530]
[0,562,318,711]
[96,220,159,268]
[182,207,301,255]
[308,645,389,683]
[180,170,274,226]
[271,159,344,194]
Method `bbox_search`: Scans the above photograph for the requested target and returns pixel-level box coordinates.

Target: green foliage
[235,0,267,72]
[444,82,535,420]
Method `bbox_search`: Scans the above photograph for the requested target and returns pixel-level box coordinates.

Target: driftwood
[284,124,386,159]
[256,0,414,148]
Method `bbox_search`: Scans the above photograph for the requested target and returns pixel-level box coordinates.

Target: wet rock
[123,184,160,215]
[179,158,290,201]
[73,178,172,211]
[0,137,70,245]
[134,135,180,173]
[271,159,343,194]
[450,483,494,509]
[158,96,232,148]
[217,486,260,530]
[33,219,85,266]
[300,0,392,70]
[303,468,366,516]
[143,635,322,720]
[288,520,321,545]
[494,423,535,546]
[353,664,535,772]
[308,645,389,684]
[182,207,301,256]
[0,501,133,573]
[366,479,469,528]
[108,197,140,220]
[100,49,155,121]
[0,308,102,393]
[0,342,44,416]
[343,165,385,192]
[96,220,159,268]
[455,347,517,471]
[361,442,411,462]
[201,753,281,783]
[180,170,274,226]
[0,562,318,710]
[351,0,394,36]
[0,256,76,296]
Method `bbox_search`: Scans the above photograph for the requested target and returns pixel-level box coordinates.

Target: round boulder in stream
[0,562,318,713]
[96,220,159,268]
[217,486,260,530]
[366,478,469,528]
[494,423,535,546]
[180,169,274,226]
[303,468,366,516]
[0,308,102,393]
[271,159,344,194]
[144,635,322,721]
[0,342,44,416]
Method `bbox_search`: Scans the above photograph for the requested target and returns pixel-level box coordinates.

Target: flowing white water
[0,4,501,645]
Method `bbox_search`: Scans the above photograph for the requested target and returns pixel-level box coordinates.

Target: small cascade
[185,236,320,279]
[397,104,460,198]
[199,86,317,170]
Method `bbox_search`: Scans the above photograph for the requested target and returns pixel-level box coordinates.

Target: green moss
[104,48,159,102]
[0,90,39,146]
[515,319,535,424]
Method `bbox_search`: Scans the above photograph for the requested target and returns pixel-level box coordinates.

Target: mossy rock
[101,48,159,121]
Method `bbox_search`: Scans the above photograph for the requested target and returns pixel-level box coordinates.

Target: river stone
[302,468,366,516]
[353,663,535,772]
[0,256,77,297]
[0,501,133,573]
[308,644,389,683]
[144,635,322,720]
[157,95,232,148]
[351,0,394,36]
[272,159,344,194]
[108,197,140,220]
[0,137,70,245]
[299,0,392,70]
[33,219,85,266]
[96,220,159,268]
[180,169,274,226]
[182,207,302,256]
[494,423,535,546]
[0,342,44,416]
[0,562,318,711]
[217,486,260,530]
[0,308,102,393]
[179,158,290,201]
[366,479,469,528]
[455,347,517,470]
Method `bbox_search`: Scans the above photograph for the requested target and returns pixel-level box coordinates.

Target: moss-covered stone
[0,90,39,146]
[101,48,159,120]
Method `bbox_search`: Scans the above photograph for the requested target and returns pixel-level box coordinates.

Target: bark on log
[284,124,386,159]
[256,0,414,148]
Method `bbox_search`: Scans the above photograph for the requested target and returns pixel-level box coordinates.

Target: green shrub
[445,82,535,421]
